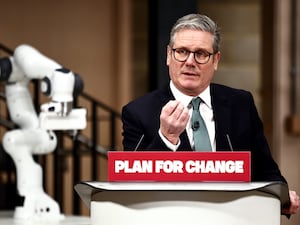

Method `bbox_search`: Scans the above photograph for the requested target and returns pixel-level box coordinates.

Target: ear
[213,51,221,71]
[166,45,172,66]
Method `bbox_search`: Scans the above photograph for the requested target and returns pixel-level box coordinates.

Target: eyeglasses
[171,48,214,64]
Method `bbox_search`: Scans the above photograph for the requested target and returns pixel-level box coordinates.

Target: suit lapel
[210,84,232,151]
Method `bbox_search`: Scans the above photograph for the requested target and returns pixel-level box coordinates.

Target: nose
[185,52,196,64]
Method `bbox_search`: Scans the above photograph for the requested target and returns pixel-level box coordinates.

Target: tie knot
[191,97,201,110]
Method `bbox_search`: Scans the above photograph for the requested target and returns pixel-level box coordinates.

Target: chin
[181,80,200,88]
[180,86,199,95]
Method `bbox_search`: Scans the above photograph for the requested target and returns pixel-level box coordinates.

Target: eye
[176,49,188,55]
[196,51,209,57]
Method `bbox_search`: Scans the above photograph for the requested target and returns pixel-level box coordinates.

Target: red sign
[108,151,251,182]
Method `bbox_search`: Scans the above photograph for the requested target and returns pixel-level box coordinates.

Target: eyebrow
[173,46,212,52]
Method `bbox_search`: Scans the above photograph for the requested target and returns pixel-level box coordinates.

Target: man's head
[166,14,221,96]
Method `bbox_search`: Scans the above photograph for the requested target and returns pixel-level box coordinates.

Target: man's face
[166,29,221,96]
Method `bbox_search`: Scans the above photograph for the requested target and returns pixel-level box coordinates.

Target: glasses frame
[171,48,214,64]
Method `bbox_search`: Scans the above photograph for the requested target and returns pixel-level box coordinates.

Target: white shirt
[159,81,216,151]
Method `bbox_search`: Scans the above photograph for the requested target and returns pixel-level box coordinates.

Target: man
[122,13,299,214]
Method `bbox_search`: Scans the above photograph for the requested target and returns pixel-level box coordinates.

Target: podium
[75,181,290,225]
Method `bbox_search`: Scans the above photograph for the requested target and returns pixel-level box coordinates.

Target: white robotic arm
[1,44,87,130]
[14,45,72,115]
[39,67,86,130]
[0,44,87,220]
[14,44,86,123]
[13,44,60,80]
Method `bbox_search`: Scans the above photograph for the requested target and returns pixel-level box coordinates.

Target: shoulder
[210,83,257,112]
[211,83,254,100]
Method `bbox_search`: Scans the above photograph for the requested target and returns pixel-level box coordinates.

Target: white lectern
[75,181,290,225]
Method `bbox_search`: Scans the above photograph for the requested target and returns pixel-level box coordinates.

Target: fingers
[283,190,300,214]
[160,100,190,144]
[162,100,189,121]
[290,190,300,213]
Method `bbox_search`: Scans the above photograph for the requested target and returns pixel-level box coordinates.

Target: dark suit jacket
[122,83,287,182]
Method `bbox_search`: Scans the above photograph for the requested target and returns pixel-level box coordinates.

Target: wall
[1,0,121,107]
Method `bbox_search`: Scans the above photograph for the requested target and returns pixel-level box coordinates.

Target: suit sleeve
[122,104,170,151]
[246,92,287,183]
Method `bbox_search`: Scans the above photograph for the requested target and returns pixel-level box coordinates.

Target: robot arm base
[14,192,64,220]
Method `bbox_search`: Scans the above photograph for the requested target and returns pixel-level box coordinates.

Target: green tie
[191,97,212,151]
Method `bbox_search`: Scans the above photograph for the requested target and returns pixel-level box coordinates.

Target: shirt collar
[170,81,212,109]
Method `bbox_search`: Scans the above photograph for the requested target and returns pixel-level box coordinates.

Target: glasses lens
[174,49,188,62]
[173,48,212,64]
[195,51,210,64]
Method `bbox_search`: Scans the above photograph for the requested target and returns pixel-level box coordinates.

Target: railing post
[92,102,98,181]
[110,112,116,150]
[54,133,64,212]
[72,135,81,215]
[72,97,81,215]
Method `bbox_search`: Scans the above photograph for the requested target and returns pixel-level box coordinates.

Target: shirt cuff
[158,129,180,151]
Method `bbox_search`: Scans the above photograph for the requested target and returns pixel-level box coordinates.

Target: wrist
[166,136,179,145]
[159,130,179,144]
[158,129,180,151]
